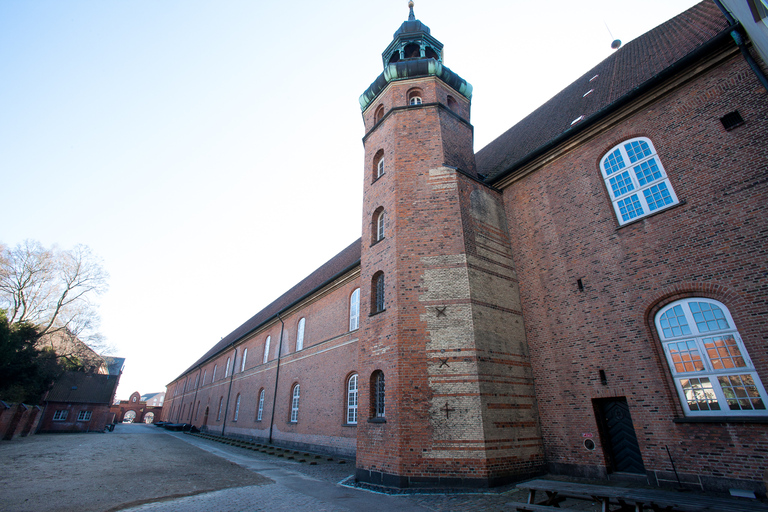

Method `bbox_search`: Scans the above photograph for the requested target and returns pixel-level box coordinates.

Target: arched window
[241,348,247,372]
[600,137,679,225]
[447,95,457,111]
[257,389,265,421]
[263,336,271,364]
[372,272,385,314]
[408,89,423,105]
[212,365,217,382]
[373,149,385,180]
[656,298,767,416]
[194,373,199,389]
[349,288,360,331]
[372,208,385,243]
[233,394,241,421]
[374,105,385,124]
[202,370,207,386]
[371,371,385,418]
[225,357,231,378]
[217,397,223,421]
[347,374,358,424]
[290,384,300,423]
[296,318,305,351]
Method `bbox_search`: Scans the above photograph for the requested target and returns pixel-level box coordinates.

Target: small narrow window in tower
[446,95,457,112]
[371,371,385,418]
[290,384,300,423]
[408,89,423,106]
[720,111,744,131]
[347,374,359,424]
[374,105,385,124]
[241,348,247,372]
[372,207,385,244]
[263,336,271,364]
[372,272,385,314]
[296,318,305,351]
[349,288,360,331]
[373,149,385,181]
[257,388,265,421]
[233,394,241,421]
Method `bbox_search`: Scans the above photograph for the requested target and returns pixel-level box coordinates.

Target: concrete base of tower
[354,467,546,490]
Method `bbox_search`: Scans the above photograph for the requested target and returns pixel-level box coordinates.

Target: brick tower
[355,2,545,488]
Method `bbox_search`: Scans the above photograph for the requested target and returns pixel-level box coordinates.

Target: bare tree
[0,240,109,351]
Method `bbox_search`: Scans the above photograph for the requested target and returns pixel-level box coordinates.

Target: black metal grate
[720,110,745,131]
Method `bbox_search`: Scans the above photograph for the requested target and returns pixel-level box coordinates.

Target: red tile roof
[176,238,361,379]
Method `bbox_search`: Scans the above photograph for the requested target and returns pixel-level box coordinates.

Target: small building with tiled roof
[38,372,121,433]
[163,1,768,494]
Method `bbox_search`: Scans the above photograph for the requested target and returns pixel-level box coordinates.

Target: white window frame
[377,157,384,178]
[290,384,300,423]
[656,298,768,416]
[77,410,92,422]
[241,348,248,372]
[349,288,360,331]
[212,365,217,382]
[296,318,305,351]
[233,394,241,421]
[225,357,231,378]
[263,336,271,364]
[257,389,265,421]
[217,397,223,421]
[409,96,422,105]
[53,410,68,421]
[600,137,679,225]
[377,211,385,241]
[347,374,358,424]
[202,369,207,386]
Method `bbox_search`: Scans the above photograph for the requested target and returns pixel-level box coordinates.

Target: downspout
[221,348,237,436]
[268,313,286,444]
[713,0,768,91]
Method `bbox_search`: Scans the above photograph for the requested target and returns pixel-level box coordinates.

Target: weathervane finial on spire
[408,1,415,21]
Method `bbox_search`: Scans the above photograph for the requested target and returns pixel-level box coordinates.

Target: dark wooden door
[598,398,645,474]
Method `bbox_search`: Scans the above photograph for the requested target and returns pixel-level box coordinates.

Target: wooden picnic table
[514,478,768,512]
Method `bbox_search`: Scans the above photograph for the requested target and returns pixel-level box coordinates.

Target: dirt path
[0,423,270,512]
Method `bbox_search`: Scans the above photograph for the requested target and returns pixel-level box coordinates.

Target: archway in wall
[143,412,155,424]
[124,410,137,423]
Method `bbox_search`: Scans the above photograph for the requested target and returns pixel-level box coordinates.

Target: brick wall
[500,53,768,492]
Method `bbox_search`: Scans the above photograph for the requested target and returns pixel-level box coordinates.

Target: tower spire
[408,1,415,21]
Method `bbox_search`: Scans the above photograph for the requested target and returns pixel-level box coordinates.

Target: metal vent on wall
[720,110,745,131]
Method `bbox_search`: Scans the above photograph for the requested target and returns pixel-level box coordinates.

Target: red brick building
[164,1,768,494]
[111,391,163,424]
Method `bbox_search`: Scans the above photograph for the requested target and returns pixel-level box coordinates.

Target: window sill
[673,416,768,424]
[372,173,385,184]
[369,309,386,318]
[616,199,685,230]
[342,423,358,428]
[368,417,386,424]
[370,237,385,247]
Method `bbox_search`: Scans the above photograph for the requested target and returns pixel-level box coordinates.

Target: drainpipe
[713,0,768,92]
[268,313,286,444]
[221,348,237,436]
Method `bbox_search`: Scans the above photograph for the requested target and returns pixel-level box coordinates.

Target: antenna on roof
[604,21,621,50]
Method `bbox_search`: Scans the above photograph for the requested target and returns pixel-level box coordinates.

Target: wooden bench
[515,478,768,512]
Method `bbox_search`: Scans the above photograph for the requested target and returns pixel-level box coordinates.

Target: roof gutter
[488,26,737,187]
[712,0,768,91]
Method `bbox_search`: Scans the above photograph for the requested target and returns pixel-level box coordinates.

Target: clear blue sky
[0,0,704,399]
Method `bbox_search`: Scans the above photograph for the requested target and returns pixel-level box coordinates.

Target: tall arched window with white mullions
[371,371,385,418]
[656,298,767,416]
[257,388,265,421]
[346,374,358,424]
[296,318,305,351]
[263,336,271,364]
[290,384,300,423]
[217,397,223,421]
[241,348,247,372]
[225,357,231,378]
[349,288,360,331]
[372,272,385,314]
[233,394,241,421]
[212,365,217,382]
[600,137,679,225]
